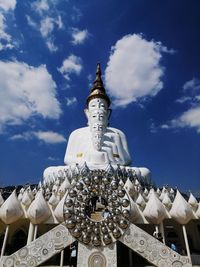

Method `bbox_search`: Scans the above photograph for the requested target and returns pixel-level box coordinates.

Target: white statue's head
[85,64,111,151]
[85,98,111,151]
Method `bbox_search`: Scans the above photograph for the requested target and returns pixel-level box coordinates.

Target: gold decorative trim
[113,154,119,158]
[76,153,83,158]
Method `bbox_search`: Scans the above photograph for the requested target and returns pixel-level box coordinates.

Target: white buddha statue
[43,64,150,182]
[64,64,131,167]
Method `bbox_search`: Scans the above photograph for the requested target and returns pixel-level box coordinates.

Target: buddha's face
[86,98,109,128]
[88,98,107,111]
[85,98,110,151]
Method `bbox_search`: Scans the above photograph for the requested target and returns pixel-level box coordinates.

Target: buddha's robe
[64,126,132,167]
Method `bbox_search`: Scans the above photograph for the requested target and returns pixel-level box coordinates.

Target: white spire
[195,201,200,218]
[159,186,167,201]
[17,187,25,201]
[170,190,193,224]
[0,190,24,224]
[129,196,141,223]
[0,191,4,206]
[124,178,135,198]
[48,191,59,207]
[143,189,167,224]
[162,192,172,210]
[188,192,198,210]
[58,178,71,198]
[156,188,161,196]
[27,190,51,224]
[136,193,146,210]
[54,192,68,222]
[21,188,33,207]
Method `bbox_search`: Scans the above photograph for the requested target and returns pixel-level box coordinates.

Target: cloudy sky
[0,0,200,192]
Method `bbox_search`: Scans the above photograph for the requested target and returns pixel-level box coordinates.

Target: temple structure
[0,64,200,266]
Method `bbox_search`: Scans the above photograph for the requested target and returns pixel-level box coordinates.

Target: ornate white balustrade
[120,223,192,267]
[0,224,74,267]
[0,223,192,267]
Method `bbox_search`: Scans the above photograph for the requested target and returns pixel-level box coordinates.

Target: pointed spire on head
[86,63,111,107]
[93,63,103,90]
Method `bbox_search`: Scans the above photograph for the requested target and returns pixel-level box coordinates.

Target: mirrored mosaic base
[64,169,130,247]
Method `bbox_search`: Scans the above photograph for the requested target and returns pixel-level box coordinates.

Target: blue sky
[0,0,200,192]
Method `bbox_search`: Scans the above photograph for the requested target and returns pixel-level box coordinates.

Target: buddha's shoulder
[69,127,89,137]
[107,127,126,137]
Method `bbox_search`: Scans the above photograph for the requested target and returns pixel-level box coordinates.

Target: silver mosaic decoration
[120,223,192,267]
[0,224,74,267]
[77,242,117,267]
[64,169,130,247]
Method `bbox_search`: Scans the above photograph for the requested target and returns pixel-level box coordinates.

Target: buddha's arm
[102,141,116,163]
[64,131,78,165]
[113,130,132,165]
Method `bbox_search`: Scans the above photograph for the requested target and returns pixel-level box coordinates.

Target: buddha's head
[85,64,111,151]
[85,98,111,151]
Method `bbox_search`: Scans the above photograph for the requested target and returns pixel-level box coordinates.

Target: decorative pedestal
[77,242,117,267]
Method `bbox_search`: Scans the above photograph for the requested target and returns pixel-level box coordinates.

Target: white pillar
[0,225,9,258]
[33,225,38,240]
[155,224,159,234]
[60,250,64,267]
[27,222,35,244]
[182,225,192,263]
[160,222,166,244]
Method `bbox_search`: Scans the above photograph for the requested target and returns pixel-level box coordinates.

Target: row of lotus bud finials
[0,167,199,226]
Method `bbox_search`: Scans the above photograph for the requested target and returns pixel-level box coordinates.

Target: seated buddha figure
[64,64,131,168]
[43,64,151,183]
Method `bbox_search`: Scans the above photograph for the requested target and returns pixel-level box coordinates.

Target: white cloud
[66,96,77,106]
[0,0,16,11]
[26,15,37,28]
[34,131,66,144]
[164,107,200,133]
[10,131,65,144]
[0,13,11,41]
[0,13,13,50]
[183,78,199,91]
[39,16,63,52]
[10,132,32,141]
[160,124,170,129]
[195,95,200,101]
[71,28,89,45]
[178,107,200,132]
[105,34,168,107]
[183,77,200,92]
[0,0,16,51]
[40,16,64,38]
[26,13,63,52]
[48,156,59,161]
[46,39,58,52]
[32,0,49,15]
[29,1,64,52]
[161,78,200,134]
[40,16,54,38]
[176,96,192,104]
[0,60,61,129]
[56,15,63,29]
[0,41,13,51]
[176,78,200,105]
[58,54,82,80]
